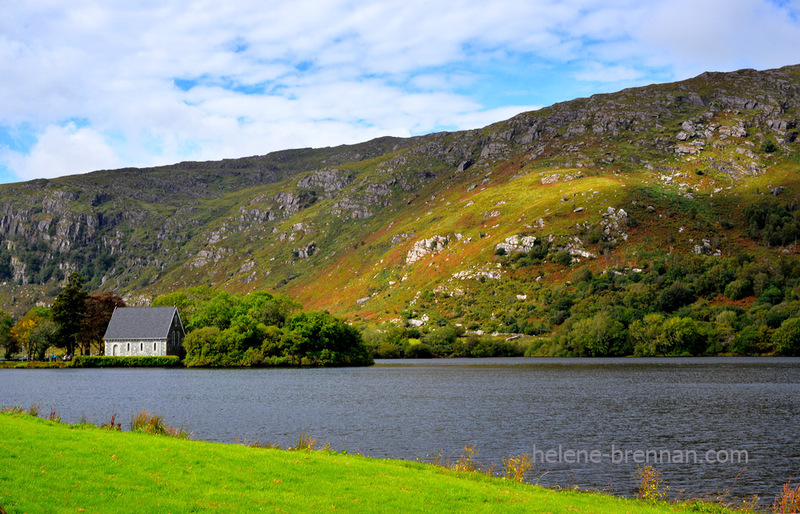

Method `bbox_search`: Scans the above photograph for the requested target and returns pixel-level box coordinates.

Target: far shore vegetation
[3,248,800,370]
[4,408,797,513]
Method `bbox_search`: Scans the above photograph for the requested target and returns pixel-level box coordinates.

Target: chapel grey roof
[103,307,183,340]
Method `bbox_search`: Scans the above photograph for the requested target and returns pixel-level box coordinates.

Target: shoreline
[0,411,760,513]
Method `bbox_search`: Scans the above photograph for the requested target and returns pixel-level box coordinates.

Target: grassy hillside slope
[0,412,734,513]
[0,64,798,342]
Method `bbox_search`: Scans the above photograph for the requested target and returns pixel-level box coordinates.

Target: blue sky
[1,0,799,183]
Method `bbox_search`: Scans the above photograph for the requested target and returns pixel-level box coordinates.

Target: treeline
[380,245,800,358]
[152,287,373,367]
[363,325,524,359]
[0,272,124,361]
[493,251,800,357]
[1,280,373,368]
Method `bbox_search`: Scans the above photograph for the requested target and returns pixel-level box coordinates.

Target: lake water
[1,357,798,502]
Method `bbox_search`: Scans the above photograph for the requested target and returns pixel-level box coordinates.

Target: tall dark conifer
[52,272,88,355]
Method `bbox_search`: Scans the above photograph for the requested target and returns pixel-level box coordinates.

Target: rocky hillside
[1,64,799,329]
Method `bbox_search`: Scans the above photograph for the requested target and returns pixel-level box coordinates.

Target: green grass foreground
[0,413,735,513]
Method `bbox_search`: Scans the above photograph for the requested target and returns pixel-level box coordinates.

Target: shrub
[467,338,523,358]
[761,138,777,153]
[424,325,463,356]
[730,325,766,355]
[636,465,668,502]
[69,356,181,368]
[130,411,189,439]
[659,282,695,312]
[772,481,800,514]
[404,342,433,358]
[772,317,800,356]
[374,343,402,359]
[552,251,572,266]
[502,453,532,483]
[724,279,752,300]
[756,285,784,306]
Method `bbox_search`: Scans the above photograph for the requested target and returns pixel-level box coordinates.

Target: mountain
[1,64,799,335]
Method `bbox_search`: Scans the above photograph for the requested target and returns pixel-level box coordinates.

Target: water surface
[1,357,798,500]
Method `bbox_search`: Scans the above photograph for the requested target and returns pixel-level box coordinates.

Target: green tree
[424,325,460,356]
[659,317,705,355]
[659,282,695,312]
[564,312,627,356]
[51,272,88,355]
[0,246,12,281]
[772,317,800,356]
[0,310,15,359]
[283,311,373,366]
[29,319,58,361]
[630,313,665,356]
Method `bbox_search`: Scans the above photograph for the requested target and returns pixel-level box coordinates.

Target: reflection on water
[1,357,798,499]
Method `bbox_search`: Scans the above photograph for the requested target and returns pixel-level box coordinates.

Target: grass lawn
[0,412,741,513]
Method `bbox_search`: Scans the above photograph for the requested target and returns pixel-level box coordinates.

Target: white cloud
[573,62,644,83]
[0,0,797,182]
[2,123,123,180]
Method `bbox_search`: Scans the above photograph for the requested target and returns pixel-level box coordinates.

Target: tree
[772,317,800,356]
[51,272,88,355]
[630,314,665,356]
[81,292,126,355]
[29,320,58,361]
[0,246,12,281]
[565,311,627,356]
[10,307,50,361]
[659,317,705,355]
[0,310,15,359]
[659,282,696,312]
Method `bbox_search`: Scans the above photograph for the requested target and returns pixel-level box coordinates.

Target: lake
[1,357,798,501]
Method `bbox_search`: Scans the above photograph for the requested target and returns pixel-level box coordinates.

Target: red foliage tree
[81,292,126,355]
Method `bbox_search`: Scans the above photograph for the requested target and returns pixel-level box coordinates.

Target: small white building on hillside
[103,306,185,357]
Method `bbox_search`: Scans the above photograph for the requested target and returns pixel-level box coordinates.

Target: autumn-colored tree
[81,292,126,355]
[10,307,50,361]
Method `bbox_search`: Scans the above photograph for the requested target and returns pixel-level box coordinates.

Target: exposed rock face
[541,172,583,185]
[331,197,373,218]
[191,247,232,268]
[406,235,450,264]
[293,242,317,259]
[390,232,414,244]
[452,264,503,281]
[238,207,278,230]
[297,169,353,194]
[495,235,537,254]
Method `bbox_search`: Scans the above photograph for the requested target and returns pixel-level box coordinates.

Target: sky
[1,0,799,184]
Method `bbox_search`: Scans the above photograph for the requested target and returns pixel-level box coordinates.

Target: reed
[502,453,533,483]
[773,480,800,514]
[130,410,189,439]
[636,465,668,502]
[100,413,122,431]
[294,432,316,451]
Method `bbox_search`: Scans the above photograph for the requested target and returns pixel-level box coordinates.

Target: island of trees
[0,274,373,367]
